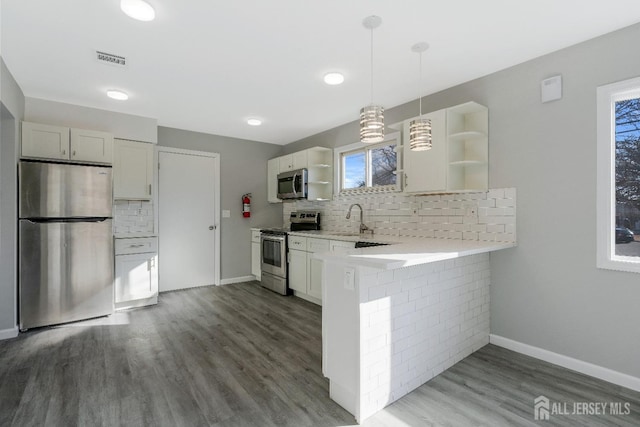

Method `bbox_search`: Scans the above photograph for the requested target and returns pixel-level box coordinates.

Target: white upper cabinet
[21,122,70,160]
[279,154,293,173]
[292,150,308,169]
[403,109,447,193]
[70,128,113,164]
[21,121,113,165]
[267,157,281,203]
[401,101,488,194]
[113,139,154,200]
[279,150,309,173]
[269,147,333,202]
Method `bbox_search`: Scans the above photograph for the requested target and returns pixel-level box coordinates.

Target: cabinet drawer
[289,235,307,249]
[251,229,262,243]
[329,240,356,252]
[115,237,158,255]
[307,238,330,253]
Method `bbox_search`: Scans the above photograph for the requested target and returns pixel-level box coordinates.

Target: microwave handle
[292,172,298,198]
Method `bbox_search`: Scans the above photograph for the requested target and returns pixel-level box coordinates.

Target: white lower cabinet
[251,229,261,280]
[289,249,308,293]
[306,238,330,300]
[287,236,355,305]
[115,237,158,310]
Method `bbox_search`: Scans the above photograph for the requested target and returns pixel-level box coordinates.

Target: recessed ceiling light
[120,0,156,22]
[107,90,129,100]
[324,72,345,85]
[247,118,262,126]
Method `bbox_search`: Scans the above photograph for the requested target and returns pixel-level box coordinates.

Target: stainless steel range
[260,211,321,295]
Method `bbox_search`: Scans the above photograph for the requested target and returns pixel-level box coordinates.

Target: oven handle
[261,234,286,243]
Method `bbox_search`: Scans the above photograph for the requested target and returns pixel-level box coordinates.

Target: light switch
[222,210,230,218]
[344,267,355,291]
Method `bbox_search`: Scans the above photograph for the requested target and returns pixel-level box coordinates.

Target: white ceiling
[3,1,640,145]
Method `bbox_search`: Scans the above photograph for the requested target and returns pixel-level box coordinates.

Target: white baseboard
[489,334,640,392]
[0,326,19,340]
[220,275,256,285]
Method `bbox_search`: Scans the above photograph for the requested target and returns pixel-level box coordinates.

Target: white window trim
[333,131,401,195]
[596,76,640,273]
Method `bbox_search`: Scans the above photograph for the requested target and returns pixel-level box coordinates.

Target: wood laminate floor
[0,282,638,426]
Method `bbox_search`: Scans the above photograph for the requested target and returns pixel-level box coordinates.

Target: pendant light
[409,42,432,151]
[360,16,384,144]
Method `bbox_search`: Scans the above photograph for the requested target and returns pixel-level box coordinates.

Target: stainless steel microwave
[277,168,308,200]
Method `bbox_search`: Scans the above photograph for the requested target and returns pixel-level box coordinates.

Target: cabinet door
[292,150,308,170]
[403,109,447,193]
[251,241,261,280]
[267,158,282,203]
[279,154,293,173]
[307,253,323,301]
[70,128,114,164]
[21,121,70,160]
[115,253,158,303]
[289,249,308,292]
[113,140,154,200]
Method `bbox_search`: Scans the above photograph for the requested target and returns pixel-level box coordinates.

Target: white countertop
[288,230,396,244]
[289,230,515,270]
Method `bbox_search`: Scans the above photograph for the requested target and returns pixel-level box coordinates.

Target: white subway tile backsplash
[285,188,516,243]
[113,200,154,235]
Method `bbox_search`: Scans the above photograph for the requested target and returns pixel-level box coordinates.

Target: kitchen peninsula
[316,236,515,423]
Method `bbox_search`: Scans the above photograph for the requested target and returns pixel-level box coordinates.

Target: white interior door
[158,150,219,291]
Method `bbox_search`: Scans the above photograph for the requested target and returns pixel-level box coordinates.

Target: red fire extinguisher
[242,193,251,218]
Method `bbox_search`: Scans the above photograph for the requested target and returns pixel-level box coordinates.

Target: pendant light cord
[370,26,374,105]
[418,51,423,116]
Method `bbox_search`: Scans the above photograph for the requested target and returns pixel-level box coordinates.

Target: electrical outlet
[222,210,231,218]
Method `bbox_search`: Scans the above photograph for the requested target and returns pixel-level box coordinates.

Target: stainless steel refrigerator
[19,161,114,330]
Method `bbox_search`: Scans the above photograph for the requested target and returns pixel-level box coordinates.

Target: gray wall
[25,97,158,143]
[0,57,25,333]
[283,23,640,378]
[157,126,283,280]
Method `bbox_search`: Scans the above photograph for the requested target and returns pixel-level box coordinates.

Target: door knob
[209,225,216,230]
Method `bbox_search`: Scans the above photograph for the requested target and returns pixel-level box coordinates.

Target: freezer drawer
[19,219,114,330]
[19,161,112,219]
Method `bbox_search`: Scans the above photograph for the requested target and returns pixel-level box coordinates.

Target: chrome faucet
[346,203,372,235]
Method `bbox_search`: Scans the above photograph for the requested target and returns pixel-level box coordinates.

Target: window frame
[596,76,640,273]
[334,132,401,195]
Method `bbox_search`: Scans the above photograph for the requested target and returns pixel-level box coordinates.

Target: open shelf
[308,181,330,185]
[448,130,487,141]
[309,163,331,168]
[449,160,486,166]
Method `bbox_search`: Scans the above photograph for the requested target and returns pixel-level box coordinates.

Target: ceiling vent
[96,51,126,67]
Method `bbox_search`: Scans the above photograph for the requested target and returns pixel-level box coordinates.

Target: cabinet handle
[72,150,76,157]
[62,149,66,155]
[404,173,408,186]
[148,184,152,195]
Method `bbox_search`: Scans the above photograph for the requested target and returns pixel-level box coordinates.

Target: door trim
[155,146,221,287]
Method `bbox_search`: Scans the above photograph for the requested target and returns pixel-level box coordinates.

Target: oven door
[261,234,287,278]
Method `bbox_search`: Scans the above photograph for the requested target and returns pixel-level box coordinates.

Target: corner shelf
[306,147,334,201]
[448,130,487,141]
[446,102,489,192]
[449,160,486,166]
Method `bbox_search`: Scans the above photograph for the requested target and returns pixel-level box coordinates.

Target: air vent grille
[96,51,126,67]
